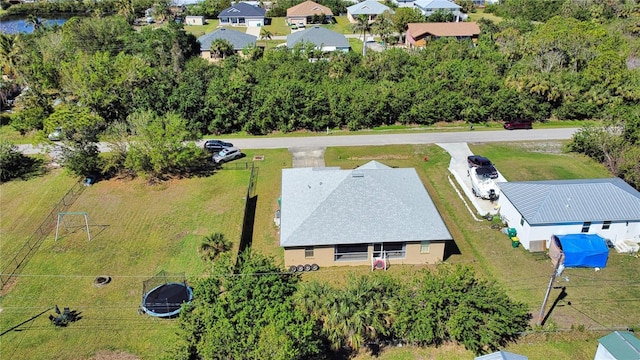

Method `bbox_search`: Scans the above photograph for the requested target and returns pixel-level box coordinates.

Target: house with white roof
[347,0,393,23]
[413,0,464,21]
[497,178,640,252]
[279,161,453,268]
[475,351,528,360]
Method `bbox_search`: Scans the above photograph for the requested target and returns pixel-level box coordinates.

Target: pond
[0,16,69,34]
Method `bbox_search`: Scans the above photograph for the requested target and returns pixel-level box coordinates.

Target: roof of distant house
[280,161,453,247]
[414,0,462,10]
[347,0,392,15]
[474,350,528,360]
[407,22,480,38]
[287,1,333,17]
[219,2,266,17]
[198,28,257,50]
[286,26,349,49]
[498,178,640,224]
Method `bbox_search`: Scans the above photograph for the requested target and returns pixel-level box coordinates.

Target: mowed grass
[1,143,638,360]
[0,167,250,359]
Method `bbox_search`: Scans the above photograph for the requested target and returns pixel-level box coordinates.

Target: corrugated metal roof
[598,331,640,359]
[280,161,452,247]
[198,28,257,50]
[286,27,349,49]
[498,178,640,224]
[347,0,392,15]
[475,351,528,360]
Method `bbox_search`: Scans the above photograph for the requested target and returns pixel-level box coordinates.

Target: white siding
[594,344,616,360]
[499,196,639,251]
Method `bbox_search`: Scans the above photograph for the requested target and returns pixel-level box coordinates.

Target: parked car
[504,119,533,130]
[203,139,233,153]
[213,147,242,164]
[48,127,63,141]
[297,22,305,28]
[476,165,498,179]
[467,155,492,168]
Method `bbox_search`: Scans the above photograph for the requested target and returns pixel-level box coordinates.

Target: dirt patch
[514,141,566,154]
[348,155,409,160]
[89,351,140,360]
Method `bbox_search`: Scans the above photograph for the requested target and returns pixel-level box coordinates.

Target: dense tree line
[174,251,530,359]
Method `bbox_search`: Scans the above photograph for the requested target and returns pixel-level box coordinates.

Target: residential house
[413,0,464,21]
[594,331,640,360]
[346,0,393,23]
[287,1,333,26]
[391,0,417,8]
[497,178,640,252]
[279,161,453,268]
[218,2,266,27]
[197,28,257,60]
[406,22,480,47]
[184,15,205,25]
[286,26,350,52]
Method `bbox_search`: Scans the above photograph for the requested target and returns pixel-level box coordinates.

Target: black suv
[467,155,492,168]
[203,140,233,153]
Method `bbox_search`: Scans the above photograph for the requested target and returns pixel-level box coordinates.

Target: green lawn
[1,143,637,360]
[182,18,219,38]
[0,167,250,359]
[468,8,505,23]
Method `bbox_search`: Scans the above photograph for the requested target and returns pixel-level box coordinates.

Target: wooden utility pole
[537,253,564,326]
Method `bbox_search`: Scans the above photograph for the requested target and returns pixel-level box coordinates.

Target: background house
[197,28,257,60]
[279,161,453,268]
[475,351,528,360]
[286,26,350,52]
[594,331,640,360]
[346,0,392,23]
[406,22,480,47]
[286,1,333,26]
[413,0,463,21]
[218,2,266,27]
[497,178,640,252]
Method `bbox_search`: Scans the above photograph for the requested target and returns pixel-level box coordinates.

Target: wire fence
[0,180,85,290]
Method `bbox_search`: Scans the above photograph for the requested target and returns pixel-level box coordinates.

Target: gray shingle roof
[475,351,528,360]
[347,0,392,15]
[280,161,453,247]
[286,26,350,49]
[198,28,257,51]
[219,2,266,17]
[498,178,640,224]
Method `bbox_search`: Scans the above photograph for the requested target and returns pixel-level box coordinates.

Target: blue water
[0,17,68,34]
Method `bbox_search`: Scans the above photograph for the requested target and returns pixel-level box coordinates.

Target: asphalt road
[17,128,579,154]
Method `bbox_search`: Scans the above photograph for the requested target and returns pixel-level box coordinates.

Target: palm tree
[199,232,232,262]
[115,0,136,25]
[210,39,234,60]
[0,34,23,82]
[259,28,272,48]
[352,14,372,57]
[25,14,42,32]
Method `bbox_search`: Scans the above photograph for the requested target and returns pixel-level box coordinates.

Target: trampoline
[141,272,193,318]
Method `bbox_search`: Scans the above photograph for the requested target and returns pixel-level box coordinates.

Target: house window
[420,241,431,254]
[602,221,611,230]
[581,222,591,233]
[520,217,525,226]
[373,242,406,259]
[334,244,368,261]
[305,247,314,258]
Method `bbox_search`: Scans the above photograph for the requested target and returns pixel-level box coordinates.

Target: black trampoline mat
[143,283,191,314]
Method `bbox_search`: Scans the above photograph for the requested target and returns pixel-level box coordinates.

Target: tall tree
[352,14,373,56]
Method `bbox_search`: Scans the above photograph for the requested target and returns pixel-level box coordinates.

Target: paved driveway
[246,26,261,36]
[437,143,504,216]
[291,147,325,168]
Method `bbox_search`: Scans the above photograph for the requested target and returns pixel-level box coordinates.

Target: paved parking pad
[437,143,505,216]
[290,147,325,168]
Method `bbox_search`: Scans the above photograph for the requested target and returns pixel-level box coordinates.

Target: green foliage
[174,251,320,359]
[123,110,205,179]
[199,232,232,262]
[0,140,43,181]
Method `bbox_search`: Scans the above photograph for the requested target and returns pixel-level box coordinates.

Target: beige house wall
[284,241,446,268]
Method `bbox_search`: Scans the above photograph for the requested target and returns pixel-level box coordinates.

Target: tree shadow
[1,155,46,183]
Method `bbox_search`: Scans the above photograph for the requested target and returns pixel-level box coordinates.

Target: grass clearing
[1,143,638,360]
[0,168,250,359]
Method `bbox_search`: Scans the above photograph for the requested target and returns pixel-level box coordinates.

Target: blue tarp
[553,234,609,268]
